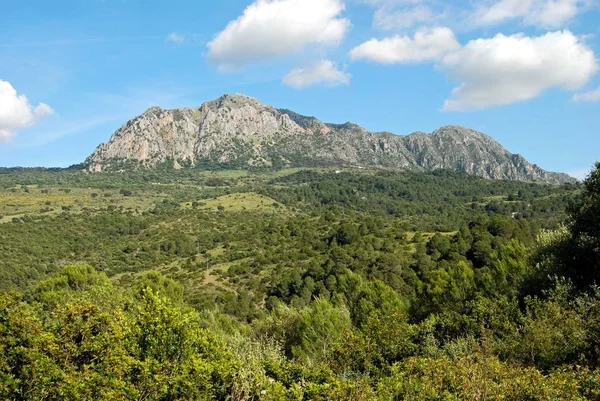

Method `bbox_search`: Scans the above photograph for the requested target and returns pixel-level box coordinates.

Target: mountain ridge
[84,94,575,184]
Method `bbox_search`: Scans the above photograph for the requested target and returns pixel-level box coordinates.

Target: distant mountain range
[84,94,575,184]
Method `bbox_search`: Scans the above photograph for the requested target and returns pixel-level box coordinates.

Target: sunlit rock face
[85,94,574,184]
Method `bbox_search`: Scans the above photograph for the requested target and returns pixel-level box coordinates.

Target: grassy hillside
[2,165,600,400]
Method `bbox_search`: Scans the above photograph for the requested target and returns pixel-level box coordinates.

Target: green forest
[1,164,599,400]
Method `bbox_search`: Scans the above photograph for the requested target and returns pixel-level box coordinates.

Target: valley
[2,163,599,399]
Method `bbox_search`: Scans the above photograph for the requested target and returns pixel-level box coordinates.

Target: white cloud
[207,0,350,70]
[165,32,185,45]
[476,0,533,25]
[373,4,434,30]
[359,0,450,30]
[283,60,350,88]
[531,0,581,27]
[377,4,435,30]
[475,0,586,28]
[34,103,54,117]
[573,86,600,102]
[0,80,54,143]
[350,27,460,63]
[441,31,598,111]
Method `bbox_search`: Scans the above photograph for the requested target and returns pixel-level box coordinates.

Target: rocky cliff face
[85,94,575,184]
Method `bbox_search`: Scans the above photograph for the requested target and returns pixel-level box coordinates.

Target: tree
[130,290,234,399]
[423,260,475,314]
[129,270,184,304]
[0,287,235,400]
[32,264,115,309]
[567,162,600,288]
[292,297,351,363]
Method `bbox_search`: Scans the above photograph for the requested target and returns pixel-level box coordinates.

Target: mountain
[85,94,575,184]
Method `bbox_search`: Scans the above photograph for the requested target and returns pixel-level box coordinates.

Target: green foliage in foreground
[1,165,599,399]
[2,266,600,400]
[1,287,234,400]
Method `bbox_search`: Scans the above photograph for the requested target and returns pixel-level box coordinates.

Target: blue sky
[0,0,599,178]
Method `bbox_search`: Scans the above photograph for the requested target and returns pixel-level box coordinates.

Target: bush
[377,354,600,400]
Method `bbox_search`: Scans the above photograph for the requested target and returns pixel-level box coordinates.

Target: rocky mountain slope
[85,94,574,184]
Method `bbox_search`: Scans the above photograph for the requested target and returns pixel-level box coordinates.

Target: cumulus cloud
[207,0,350,70]
[0,80,54,142]
[350,27,460,63]
[475,0,586,28]
[375,3,436,30]
[358,0,452,30]
[361,0,440,30]
[573,86,600,102]
[374,5,434,30]
[283,60,350,88]
[165,32,185,44]
[441,31,598,111]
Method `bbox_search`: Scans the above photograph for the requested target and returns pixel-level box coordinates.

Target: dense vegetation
[1,164,599,400]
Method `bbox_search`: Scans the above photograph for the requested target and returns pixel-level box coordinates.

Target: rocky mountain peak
[204,93,274,113]
[84,94,575,184]
[144,105,165,114]
[431,126,492,142]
